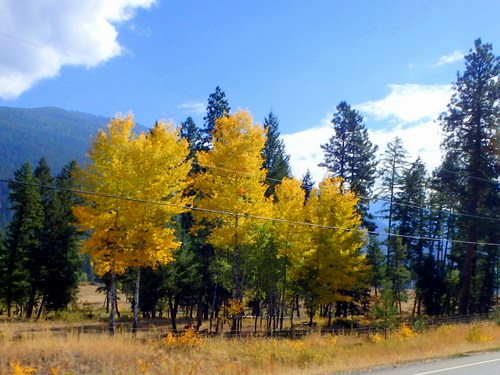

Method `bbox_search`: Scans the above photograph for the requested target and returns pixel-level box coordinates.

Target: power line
[101,141,500,224]
[188,159,500,223]
[439,168,500,185]
[0,31,73,57]
[3,31,497,221]
[320,130,499,185]
[1,178,498,247]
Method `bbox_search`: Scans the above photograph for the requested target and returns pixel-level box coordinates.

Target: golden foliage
[295,176,369,305]
[193,110,271,253]
[272,177,311,264]
[163,327,203,349]
[368,333,384,343]
[224,299,245,317]
[9,361,37,375]
[397,324,417,340]
[73,114,192,275]
[466,324,493,343]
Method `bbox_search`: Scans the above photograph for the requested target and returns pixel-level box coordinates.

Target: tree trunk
[25,287,37,318]
[132,267,141,335]
[109,272,117,336]
[327,304,333,327]
[231,216,241,334]
[168,296,179,332]
[36,294,46,319]
[195,298,203,330]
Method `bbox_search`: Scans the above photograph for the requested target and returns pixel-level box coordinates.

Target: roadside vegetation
[0,38,498,374]
[1,318,499,375]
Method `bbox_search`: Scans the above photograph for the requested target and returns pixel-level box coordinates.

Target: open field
[1,320,499,375]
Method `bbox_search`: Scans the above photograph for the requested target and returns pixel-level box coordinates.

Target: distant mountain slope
[0,106,146,227]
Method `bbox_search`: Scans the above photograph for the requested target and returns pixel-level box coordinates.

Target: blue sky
[1,0,499,180]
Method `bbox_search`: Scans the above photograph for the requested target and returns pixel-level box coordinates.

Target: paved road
[351,351,500,375]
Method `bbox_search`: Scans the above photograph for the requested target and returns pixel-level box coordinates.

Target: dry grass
[1,321,499,375]
[76,284,129,313]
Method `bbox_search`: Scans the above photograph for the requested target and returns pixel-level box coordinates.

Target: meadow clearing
[1,284,499,375]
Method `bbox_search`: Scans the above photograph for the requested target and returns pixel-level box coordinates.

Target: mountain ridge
[0,105,148,227]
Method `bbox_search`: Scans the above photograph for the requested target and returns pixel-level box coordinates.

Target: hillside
[0,106,146,227]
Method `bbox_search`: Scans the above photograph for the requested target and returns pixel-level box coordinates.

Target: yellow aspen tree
[73,115,192,334]
[193,110,271,332]
[298,176,370,326]
[272,177,312,327]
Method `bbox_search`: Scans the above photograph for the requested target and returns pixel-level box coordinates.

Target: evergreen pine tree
[393,157,428,261]
[378,137,409,268]
[319,101,378,230]
[179,116,216,330]
[301,170,314,202]
[180,117,204,162]
[365,237,386,296]
[385,236,411,313]
[436,39,500,314]
[262,112,292,197]
[0,162,43,316]
[203,86,230,146]
[22,157,54,318]
[42,160,82,313]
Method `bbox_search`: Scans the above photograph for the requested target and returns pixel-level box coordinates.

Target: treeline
[0,159,82,317]
[0,39,498,333]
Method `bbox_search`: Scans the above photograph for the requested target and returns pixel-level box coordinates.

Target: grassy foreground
[1,321,499,375]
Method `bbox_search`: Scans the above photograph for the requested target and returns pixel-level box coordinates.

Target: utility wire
[320,131,499,185]
[4,31,496,187]
[104,141,500,224]
[439,168,500,185]
[1,178,498,247]
[3,31,497,218]
[0,31,73,57]
[188,159,500,223]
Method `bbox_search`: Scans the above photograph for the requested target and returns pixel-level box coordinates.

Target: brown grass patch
[0,321,499,374]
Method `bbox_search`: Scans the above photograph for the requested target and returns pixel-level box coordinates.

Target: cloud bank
[178,102,206,115]
[0,0,156,99]
[357,84,451,123]
[436,51,464,66]
[283,84,452,183]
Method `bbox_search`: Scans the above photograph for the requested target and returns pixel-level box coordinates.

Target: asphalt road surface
[351,351,500,375]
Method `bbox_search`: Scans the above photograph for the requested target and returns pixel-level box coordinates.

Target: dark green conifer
[301,170,314,202]
[436,39,499,314]
[319,101,378,230]
[262,112,291,197]
[203,86,230,146]
[0,162,43,316]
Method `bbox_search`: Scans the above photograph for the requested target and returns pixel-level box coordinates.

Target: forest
[0,39,498,336]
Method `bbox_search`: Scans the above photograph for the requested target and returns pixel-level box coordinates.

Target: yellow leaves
[163,327,203,349]
[397,324,417,340]
[136,358,153,373]
[272,177,310,262]
[193,110,272,251]
[9,361,37,375]
[73,113,192,276]
[224,299,245,317]
[294,175,369,305]
[466,324,493,343]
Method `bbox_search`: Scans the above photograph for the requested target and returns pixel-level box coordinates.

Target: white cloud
[282,118,333,184]
[0,0,156,99]
[357,84,451,123]
[283,84,451,183]
[436,51,464,66]
[178,102,206,115]
[369,121,443,171]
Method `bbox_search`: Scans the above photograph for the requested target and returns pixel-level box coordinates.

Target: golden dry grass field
[1,285,499,374]
[1,320,499,375]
